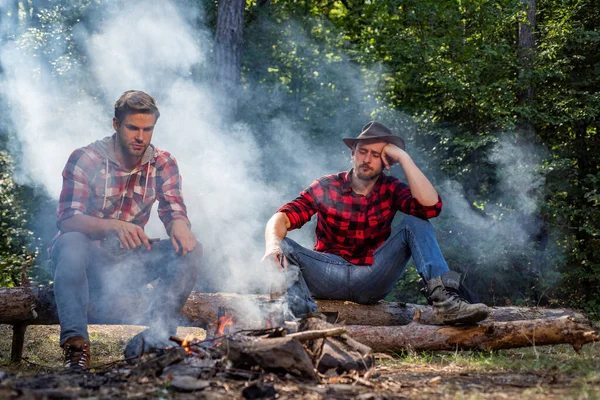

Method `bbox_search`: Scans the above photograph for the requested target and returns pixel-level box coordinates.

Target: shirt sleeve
[391,180,443,219]
[277,179,321,230]
[56,149,92,226]
[157,154,191,231]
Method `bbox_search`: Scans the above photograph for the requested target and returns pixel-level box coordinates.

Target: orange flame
[217,314,234,336]
[181,334,196,354]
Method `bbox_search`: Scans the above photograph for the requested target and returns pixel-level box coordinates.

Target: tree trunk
[517,0,536,132]
[347,316,599,352]
[518,0,536,67]
[214,0,245,115]
[5,0,20,33]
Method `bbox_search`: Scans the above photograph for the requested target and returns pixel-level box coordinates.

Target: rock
[169,376,210,392]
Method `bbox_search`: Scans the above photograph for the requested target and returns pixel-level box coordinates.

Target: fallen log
[1,287,597,362]
[0,287,591,328]
[346,316,600,352]
[315,299,591,326]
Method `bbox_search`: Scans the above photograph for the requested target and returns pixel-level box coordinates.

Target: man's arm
[263,212,292,268]
[382,144,439,206]
[263,179,321,268]
[60,215,152,250]
[155,153,196,256]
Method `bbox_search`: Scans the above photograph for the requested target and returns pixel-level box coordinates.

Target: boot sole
[435,309,489,325]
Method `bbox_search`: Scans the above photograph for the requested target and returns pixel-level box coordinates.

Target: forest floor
[0,324,599,399]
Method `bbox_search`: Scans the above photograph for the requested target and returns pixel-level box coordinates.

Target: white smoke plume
[0,0,553,314]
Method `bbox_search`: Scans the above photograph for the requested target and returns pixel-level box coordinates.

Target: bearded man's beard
[355,164,381,181]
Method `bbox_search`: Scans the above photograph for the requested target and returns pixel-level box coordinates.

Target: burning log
[346,316,600,353]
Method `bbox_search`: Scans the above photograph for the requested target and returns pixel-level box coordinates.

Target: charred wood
[224,334,317,380]
[129,347,188,379]
[299,316,374,376]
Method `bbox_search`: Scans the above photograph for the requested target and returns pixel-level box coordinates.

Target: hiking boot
[427,271,490,325]
[63,336,91,370]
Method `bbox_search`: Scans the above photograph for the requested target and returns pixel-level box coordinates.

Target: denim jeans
[51,232,202,345]
[281,215,450,316]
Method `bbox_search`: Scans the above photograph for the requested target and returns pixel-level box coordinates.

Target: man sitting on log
[263,121,489,325]
[48,90,202,370]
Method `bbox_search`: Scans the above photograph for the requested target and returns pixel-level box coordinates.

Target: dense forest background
[0,0,598,317]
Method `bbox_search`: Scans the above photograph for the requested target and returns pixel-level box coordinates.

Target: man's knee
[400,215,431,230]
[52,232,92,268]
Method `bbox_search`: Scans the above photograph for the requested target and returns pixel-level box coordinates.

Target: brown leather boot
[427,272,490,325]
[63,336,91,370]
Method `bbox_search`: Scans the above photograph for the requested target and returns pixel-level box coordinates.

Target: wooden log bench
[1,287,597,362]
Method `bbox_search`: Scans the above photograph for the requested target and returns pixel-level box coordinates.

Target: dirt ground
[0,324,599,399]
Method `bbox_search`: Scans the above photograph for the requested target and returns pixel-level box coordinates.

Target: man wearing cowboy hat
[263,121,489,324]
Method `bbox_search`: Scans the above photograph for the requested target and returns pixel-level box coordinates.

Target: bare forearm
[265,212,290,253]
[59,214,117,239]
[398,153,439,206]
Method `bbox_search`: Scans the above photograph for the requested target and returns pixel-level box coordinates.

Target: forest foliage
[0,0,598,316]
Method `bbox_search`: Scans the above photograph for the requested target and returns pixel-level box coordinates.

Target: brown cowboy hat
[342,121,405,150]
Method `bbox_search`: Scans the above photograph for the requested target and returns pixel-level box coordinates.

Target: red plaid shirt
[278,171,442,265]
[49,135,190,253]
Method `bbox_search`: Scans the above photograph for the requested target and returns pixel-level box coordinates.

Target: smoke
[0,0,555,319]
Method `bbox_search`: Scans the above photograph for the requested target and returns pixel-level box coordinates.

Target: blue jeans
[281,215,450,316]
[51,232,203,345]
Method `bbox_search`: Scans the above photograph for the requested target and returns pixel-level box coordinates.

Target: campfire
[130,311,374,391]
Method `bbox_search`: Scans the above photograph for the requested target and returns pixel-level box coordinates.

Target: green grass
[0,324,206,373]
[380,342,600,378]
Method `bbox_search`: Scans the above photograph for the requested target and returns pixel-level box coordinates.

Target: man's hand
[112,220,151,250]
[169,219,197,257]
[261,248,288,270]
[381,143,406,171]
[382,143,440,206]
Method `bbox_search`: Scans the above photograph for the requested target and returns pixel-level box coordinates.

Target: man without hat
[263,121,489,323]
[49,90,203,370]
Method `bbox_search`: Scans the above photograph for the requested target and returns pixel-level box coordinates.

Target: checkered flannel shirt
[278,171,442,265]
[49,143,190,253]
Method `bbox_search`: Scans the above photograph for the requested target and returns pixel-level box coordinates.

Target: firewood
[286,327,347,341]
[223,334,317,379]
[345,316,600,353]
[128,347,188,379]
[300,317,375,375]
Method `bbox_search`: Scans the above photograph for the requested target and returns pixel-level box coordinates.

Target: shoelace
[64,344,89,368]
[439,287,471,305]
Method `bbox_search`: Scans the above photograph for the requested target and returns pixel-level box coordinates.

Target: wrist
[265,241,282,255]
[101,218,119,235]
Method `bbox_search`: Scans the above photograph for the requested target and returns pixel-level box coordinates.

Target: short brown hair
[114,90,160,124]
